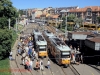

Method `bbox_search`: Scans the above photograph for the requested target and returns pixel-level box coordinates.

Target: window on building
[88,11,91,16]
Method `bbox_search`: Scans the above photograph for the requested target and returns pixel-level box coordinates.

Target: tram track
[45,25,80,75]
[31,24,80,75]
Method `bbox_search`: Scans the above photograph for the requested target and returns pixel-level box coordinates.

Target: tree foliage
[62,16,66,27]
[0,0,18,59]
[18,10,24,16]
[0,29,12,59]
[97,16,100,24]
[67,14,76,22]
[0,0,18,28]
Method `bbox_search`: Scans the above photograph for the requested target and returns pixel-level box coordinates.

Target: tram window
[61,52,70,58]
[39,49,46,51]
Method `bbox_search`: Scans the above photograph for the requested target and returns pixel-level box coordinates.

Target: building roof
[60,9,67,12]
[32,9,37,13]
[87,37,100,43]
[51,14,59,19]
[35,15,40,18]
[57,6,78,11]
[69,6,100,12]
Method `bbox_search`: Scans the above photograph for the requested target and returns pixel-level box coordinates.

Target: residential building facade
[68,6,100,24]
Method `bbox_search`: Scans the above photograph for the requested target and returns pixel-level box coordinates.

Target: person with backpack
[40,59,44,71]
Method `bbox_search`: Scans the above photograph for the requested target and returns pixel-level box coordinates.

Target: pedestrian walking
[21,51,26,65]
[25,59,30,70]
[47,59,50,69]
[80,54,83,64]
[17,47,21,56]
[29,59,33,70]
[9,51,13,60]
[72,54,76,64]
[40,59,44,71]
[25,46,29,54]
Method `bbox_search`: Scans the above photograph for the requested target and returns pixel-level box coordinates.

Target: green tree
[0,29,12,59]
[0,0,18,28]
[62,16,66,27]
[67,14,76,22]
[97,16,100,24]
[0,0,18,59]
[18,9,24,16]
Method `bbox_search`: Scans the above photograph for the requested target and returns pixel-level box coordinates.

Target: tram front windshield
[39,45,46,51]
[61,51,70,58]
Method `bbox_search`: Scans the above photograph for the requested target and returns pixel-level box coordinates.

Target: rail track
[45,25,80,75]
[12,23,80,75]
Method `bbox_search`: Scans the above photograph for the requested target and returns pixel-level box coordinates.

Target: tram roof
[44,30,55,37]
[34,34,47,45]
[33,29,41,35]
[50,37,71,51]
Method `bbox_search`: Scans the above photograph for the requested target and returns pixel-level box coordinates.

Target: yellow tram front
[38,45,48,57]
[60,51,71,65]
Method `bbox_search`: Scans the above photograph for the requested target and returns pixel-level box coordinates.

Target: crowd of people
[10,34,51,71]
[70,45,83,65]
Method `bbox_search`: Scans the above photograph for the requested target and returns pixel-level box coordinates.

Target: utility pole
[16,18,17,32]
[8,18,10,30]
[83,19,84,31]
[65,16,67,39]
[56,18,57,27]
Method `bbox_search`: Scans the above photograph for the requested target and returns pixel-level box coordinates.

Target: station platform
[72,64,100,75]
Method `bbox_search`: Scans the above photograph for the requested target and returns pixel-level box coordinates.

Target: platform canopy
[85,37,100,51]
[68,32,92,40]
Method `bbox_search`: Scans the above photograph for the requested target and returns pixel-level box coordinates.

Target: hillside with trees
[0,0,18,59]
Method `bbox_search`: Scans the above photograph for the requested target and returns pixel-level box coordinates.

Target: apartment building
[68,6,100,24]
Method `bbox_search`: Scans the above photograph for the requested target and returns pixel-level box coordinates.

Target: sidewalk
[10,34,22,75]
[72,64,100,75]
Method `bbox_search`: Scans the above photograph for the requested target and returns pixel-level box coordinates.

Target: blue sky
[11,0,100,9]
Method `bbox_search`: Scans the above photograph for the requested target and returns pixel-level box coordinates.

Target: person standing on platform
[47,59,50,69]
[29,59,33,70]
[35,60,40,71]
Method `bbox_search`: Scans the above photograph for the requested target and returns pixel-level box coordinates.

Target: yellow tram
[33,29,48,57]
[43,30,71,66]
